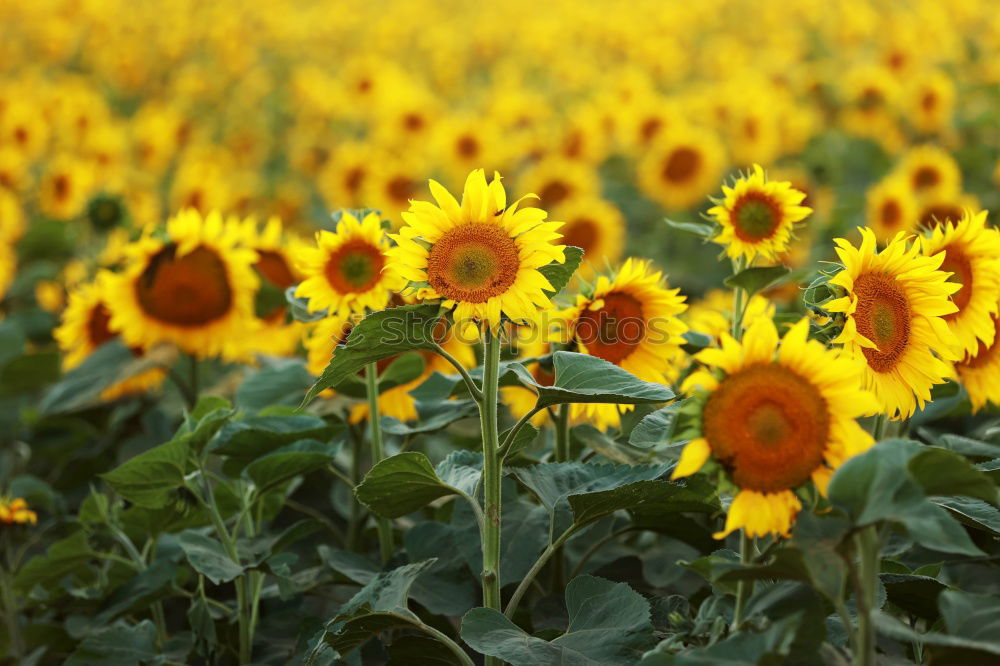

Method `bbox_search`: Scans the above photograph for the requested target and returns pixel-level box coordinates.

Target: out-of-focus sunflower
[556,103,612,164]
[920,211,1000,356]
[388,169,566,332]
[0,189,25,243]
[104,209,260,361]
[672,317,877,539]
[865,177,918,244]
[0,146,29,192]
[683,288,774,343]
[0,100,50,161]
[827,227,959,419]
[363,155,429,226]
[906,68,955,136]
[294,211,398,316]
[433,115,506,186]
[38,155,94,220]
[552,197,625,278]
[169,152,231,216]
[708,165,811,263]
[54,275,167,400]
[838,64,904,153]
[318,142,374,212]
[917,191,980,229]
[559,259,687,430]
[955,317,1000,412]
[518,156,599,210]
[637,124,726,211]
[894,145,961,199]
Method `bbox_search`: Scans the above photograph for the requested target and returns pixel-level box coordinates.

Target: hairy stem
[365,362,394,564]
[433,340,483,401]
[504,528,574,619]
[853,525,880,666]
[479,329,503,630]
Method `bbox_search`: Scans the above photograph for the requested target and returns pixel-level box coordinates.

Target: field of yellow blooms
[2,1,1000,664]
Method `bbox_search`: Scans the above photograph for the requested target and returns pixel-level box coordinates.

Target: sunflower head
[708,164,812,262]
[866,176,918,244]
[294,211,399,316]
[826,227,960,419]
[673,317,877,539]
[388,169,567,333]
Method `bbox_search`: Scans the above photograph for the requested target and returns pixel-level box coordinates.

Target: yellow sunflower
[955,316,1000,413]
[708,164,812,263]
[826,227,960,419]
[38,154,94,221]
[906,69,955,136]
[917,191,980,229]
[866,177,918,244]
[894,145,961,199]
[672,317,877,539]
[294,211,399,316]
[920,211,1000,356]
[552,197,625,279]
[104,209,260,361]
[683,289,775,343]
[55,275,167,400]
[637,124,726,211]
[317,141,373,211]
[518,156,599,210]
[559,259,687,430]
[388,169,566,333]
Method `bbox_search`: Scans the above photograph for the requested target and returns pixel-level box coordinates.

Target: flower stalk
[478,328,503,633]
[365,362,394,564]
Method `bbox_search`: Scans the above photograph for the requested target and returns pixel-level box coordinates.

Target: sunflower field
[2,0,1000,664]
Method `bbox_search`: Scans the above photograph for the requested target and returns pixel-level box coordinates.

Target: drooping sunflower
[55,275,168,400]
[552,197,625,279]
[920,210,1000,356]
[708,164,812,263]
[865,177,918,244]
[294,211,399,316]
[388,169,566,332]
[104,209,260,361]
[826,227,960,419]
[954,316,1000,412]
[559,259,688,430]
[672,317,877,539]
[637,124,726,211]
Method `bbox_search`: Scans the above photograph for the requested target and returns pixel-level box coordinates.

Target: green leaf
[881,573,947,621]
[934,433,1000,459]
[873,611,1000,665]
[568,478,719,526]
[236,361,315,412]
[664,217,715,239]
[940,590,1000,643]
[629,402,688,448]
[501,422,539,459]
[909,447,999,505]
[178,530,244,585]
[355,452,463,519]
[64,620,163,666]
[100,435,190,509]
[539,245,584,297]
[93,557,178,626]
[15,530,94,592]
[303,303,445,404]
[0,319,26,366]
[284,285,328,323]
[723,265,791,296]
[210,414,336,473]
[381,399,478,435]
[934,496,1000,535]
[640,614,806,665]
[244,439,340,493]
[461,575,654,665]
[518,352,673,408]
[680,331,713,354]
[333,352,427,398]
[387,636,465,666]
[434,450,483,497]
[802,273,833,309]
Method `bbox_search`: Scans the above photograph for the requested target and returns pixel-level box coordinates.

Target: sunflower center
[456,135,479,158]
[87,303,117,348]
[852,271,911,372]
[256,250,296,289]
[912,167,939,190]
[426,223,520,303]
[919,204,962,228]
[703,362,830,492]
[939,246,973,314]
[732,193,782,241]
[403,113,425,132]
[135,244,233,327]
[561,217,598,253]
[574,291,645,364]
[539,180,571,206]
[662,147,700,183]
[921,92,937,111]
[387,176,414,204]
[324,240,385,294]
[53,174,70,201]
[344,167,365,195]
[640,117,663,143]
[881,199,902,227]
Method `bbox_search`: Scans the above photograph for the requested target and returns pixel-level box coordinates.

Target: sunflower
[906,69,955,135]
[917,191,980,229]
[637,124,726,211]
[0,189,25,244]
[559,259,687,430]
[432,115,506,186]
[388,169,566,333]
[294,211,399,316]
[826,227,960,419]
[55,275,167,400]
[894,145,961,199]
[38,154,94,221]
[955,316,1000,412]
[317,141,373,211]
[518,156,598,210]
[920,211,1000,356]
[684,288,775,343]
[865,177,918,244]
[104,209,260,361]
[708,164,812,263]
[0,146,28,192]
[552,197,625,279]
[672,317,877,539]
[363,155,430,225]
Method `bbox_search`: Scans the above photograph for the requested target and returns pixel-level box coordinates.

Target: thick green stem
[853,525,880,666]
[479,329,503,619]
[366,363,394,564]
[505,528,574,619]
[731,531,754,630]
[730,257,747,340]
[871,414,887,442]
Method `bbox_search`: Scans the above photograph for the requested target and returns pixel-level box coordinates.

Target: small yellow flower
[0,497,37,526]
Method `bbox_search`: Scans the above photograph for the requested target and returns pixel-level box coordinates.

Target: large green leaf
[524,352,674,408]
[874,611,1000,665]
[723,265,791,296]
[15,530,94,592]
[664,217,715,240]
[355,452,467,519]
[640,614,805,665]
[209,414,336,473]
[461,575,654,665]
[100,434,190,509]
[332,352,427,399]
[64,620,163,666]
[303,303,445,404]
[244,439,340,493]
[934,496,1000,535]
[236,361,315,412]
[908,447,998,505]
[567,478,719,526]
[380,399,479,435]
[539,245,584,297]
[628,402,688,448]
[940,590,1000,643]
[828,439,984,556]
[178,530,244,585]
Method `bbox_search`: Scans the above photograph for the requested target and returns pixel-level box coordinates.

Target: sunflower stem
[478,328,503,646]
[730,257,747,340]
[432,340,483,402]
[553,403,570,462]
[853,524,880,666]
[871,414,887,441]
[731,531,754,631]
[365,362,394,564]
